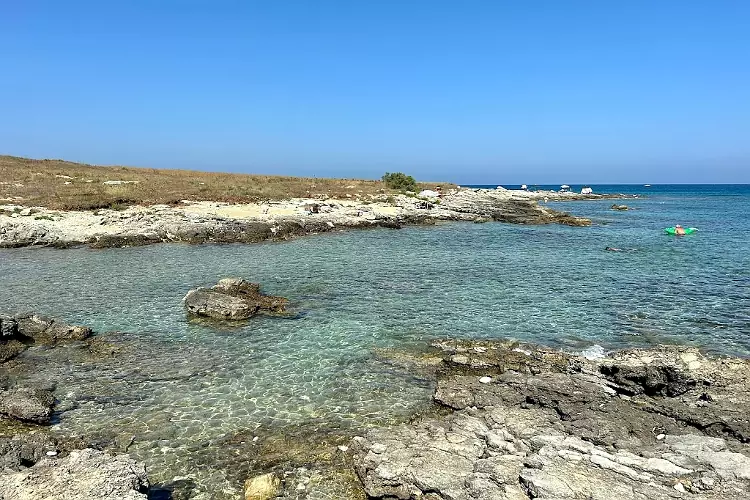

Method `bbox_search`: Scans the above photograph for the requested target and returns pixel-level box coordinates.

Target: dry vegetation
[0,156,453,211]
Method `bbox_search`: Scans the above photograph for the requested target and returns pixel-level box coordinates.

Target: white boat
[644,184,651,187]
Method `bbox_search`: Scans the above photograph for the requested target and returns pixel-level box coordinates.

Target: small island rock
[184,278,288,320]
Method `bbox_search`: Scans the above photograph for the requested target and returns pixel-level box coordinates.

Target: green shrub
[382,172,417,192]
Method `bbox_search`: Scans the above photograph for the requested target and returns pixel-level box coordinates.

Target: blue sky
[1,1,749,183]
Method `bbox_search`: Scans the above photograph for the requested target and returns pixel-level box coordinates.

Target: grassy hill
[0,156,451,210]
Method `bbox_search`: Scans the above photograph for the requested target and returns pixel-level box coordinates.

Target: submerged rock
[0,387,55,424]
[244,472,280,500]
[184,278,288,320]
[353,341,750,499]
[0,448,149,500]
[0,339,26,363]
[611,204,630,210]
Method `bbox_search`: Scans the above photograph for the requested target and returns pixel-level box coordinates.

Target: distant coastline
[0,155,634,250]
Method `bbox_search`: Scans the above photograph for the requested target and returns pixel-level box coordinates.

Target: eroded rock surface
[0,312,93,363]
[353,341,750,499]
[14,313,93,344]
[184,278,289,320]
[0,188,608,249]
[0,387,55,424]
[0,448,149,500]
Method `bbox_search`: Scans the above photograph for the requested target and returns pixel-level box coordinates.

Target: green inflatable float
[664,226,697,235]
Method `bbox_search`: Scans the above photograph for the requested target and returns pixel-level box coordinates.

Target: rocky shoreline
[2,309,748,499]
[352,340,750,499]
[0,188,630,249]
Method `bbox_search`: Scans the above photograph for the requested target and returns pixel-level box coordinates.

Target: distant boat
[644,184,652,187]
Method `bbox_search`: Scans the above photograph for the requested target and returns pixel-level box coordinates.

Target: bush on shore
[382,172,417,192]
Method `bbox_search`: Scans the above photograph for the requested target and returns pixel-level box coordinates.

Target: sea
[1,184,748,495]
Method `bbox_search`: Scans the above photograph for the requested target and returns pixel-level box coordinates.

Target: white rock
[45,450,58,456]
[656,434,666,440]
[337,445,349,452]
[674,482,686,492]
[479,376,492,384]
[371,443,387,454]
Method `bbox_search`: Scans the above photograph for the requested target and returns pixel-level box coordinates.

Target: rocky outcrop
[0,313,93,363]
[439,191,592,227]
[184,278,288,320]
[0,188,608,249]
[0,387,55,424]
[353,341,750,499]
[0,448,149,500]
[13,313,92,344]
[611,204,630,211]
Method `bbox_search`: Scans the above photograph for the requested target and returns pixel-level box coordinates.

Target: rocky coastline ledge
[2,312,748,499]
[0,188,629,249]
[352,340,750,500]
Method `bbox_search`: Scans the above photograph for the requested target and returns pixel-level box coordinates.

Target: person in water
[675,224,686,235]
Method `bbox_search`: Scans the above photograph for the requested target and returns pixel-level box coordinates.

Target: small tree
[382,172,417,192]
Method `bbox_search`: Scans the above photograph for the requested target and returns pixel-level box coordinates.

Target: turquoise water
[1,184,748,495]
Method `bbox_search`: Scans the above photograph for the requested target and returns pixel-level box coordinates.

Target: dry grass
[0,155,454,211]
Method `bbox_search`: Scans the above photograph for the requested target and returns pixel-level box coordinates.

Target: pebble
[337,445,349,452]
[479,376,492,384]
[45,451,58,456]
[371,443,387,454]
[656,434,666,441]
[674,482,686,492]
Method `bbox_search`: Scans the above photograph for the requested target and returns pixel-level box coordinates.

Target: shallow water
[1,184,749,496]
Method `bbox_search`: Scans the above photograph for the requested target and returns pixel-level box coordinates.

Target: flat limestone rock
[184,278,288,320]
[0,448,149,500]
[353,341,750,500]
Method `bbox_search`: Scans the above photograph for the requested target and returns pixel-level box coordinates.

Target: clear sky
[2,1,749,183]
